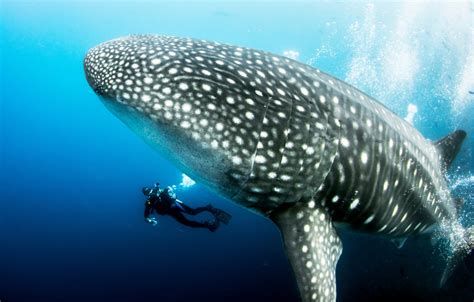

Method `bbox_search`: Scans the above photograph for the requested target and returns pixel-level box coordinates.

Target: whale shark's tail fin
[271,201,342,302]
[435,130,470,287]
[440,225,474,287]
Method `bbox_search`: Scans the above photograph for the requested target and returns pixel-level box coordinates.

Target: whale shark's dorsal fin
[434,130,467,170]
[271,201,342,302]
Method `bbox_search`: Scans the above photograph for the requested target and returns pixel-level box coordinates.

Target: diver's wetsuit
[144,189,212,229]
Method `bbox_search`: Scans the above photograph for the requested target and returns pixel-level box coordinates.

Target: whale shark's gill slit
[322,118,341,180]
[299,105,324,200]
[269,95,296,203]
[344,109,379,222]
[289,92,328,202]
[315,116,343,199]
[230,99,271,202]
[233,96,294,212]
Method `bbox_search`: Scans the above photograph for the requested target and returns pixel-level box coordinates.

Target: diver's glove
[145,217,158,226]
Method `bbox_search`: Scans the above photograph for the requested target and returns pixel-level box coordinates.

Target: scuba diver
[142,183,232,232]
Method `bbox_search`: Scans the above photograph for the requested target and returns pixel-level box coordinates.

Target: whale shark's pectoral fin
[271,202,342,302]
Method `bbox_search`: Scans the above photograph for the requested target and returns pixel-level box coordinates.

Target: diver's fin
[205,219,219,232]
[213,208,232,225]
[440,225,474,287]
[390,237,408,249]
[271,201,342,302]
[434,130,467,170]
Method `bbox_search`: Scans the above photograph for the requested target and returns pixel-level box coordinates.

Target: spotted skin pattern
[84,35,465,302]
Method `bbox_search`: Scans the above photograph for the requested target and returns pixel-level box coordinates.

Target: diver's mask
[166,186,177,199]
[142,186,153,196]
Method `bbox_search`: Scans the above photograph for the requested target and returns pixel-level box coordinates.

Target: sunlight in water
[449,173,474,225]
[450,174,474,191]
[430,173,474,258]
[309,1,473,120]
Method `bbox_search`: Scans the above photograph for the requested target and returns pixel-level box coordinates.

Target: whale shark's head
[84,35,271,203]
[84,35,331,211]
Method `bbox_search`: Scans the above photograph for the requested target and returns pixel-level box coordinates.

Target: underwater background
[1,1,473,301]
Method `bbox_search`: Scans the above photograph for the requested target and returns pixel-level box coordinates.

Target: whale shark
[84,35,473,302]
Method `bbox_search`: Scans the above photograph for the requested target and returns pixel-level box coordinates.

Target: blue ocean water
[1,1,473,301]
